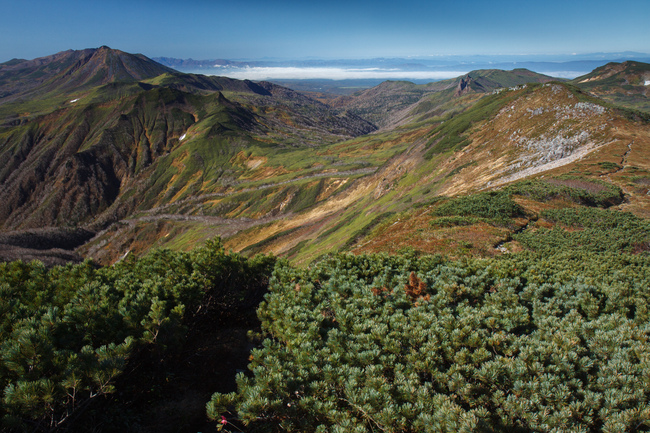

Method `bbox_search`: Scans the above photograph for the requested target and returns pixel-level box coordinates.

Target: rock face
[455,76,472,96]
[499,86,611,172]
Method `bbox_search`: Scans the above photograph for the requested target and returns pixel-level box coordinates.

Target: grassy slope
[220,82,650,265]
[330,68,558,129]
[0,58,379,237]
[572,61,650,112]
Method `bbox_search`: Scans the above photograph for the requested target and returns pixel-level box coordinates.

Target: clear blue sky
[1,0,649,62]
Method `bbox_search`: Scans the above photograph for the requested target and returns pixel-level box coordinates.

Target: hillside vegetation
[203,176,650,433]
[209,248,650,432]
[572,61,650,112]
[0,240,275,432]
[2,50,649,266]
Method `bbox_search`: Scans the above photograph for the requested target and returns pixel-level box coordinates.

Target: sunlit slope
[220,82,650,263]
[0,46,176,120]
[0,49,376,238]
[3,50,648,266]
[572,60,650,112]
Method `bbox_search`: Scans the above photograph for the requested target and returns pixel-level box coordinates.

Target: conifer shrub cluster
[505,177,624,208]
[208,248,650,432]
[516,207,650,254]
[0,239,275,432]
[430,190,525,228]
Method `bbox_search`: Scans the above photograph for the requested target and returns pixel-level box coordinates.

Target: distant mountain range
[153,52,650,84]
[0,47,649,266]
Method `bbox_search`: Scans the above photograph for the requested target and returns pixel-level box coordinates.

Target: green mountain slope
[2,49,650,433]
[572,60,650,112]
[2,48,650,267]
[217,82,650,264]
[0,46,176,119]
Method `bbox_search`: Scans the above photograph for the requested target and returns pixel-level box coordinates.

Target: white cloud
[542,71,585,79]
[210,67,470,81]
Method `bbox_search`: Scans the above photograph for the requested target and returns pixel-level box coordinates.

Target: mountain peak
[0,47,175,105]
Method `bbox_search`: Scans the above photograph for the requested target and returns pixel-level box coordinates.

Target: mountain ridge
[0,48,376,243]
[328,69,558,129]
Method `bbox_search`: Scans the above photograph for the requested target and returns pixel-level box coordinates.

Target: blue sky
[1,0,649,62]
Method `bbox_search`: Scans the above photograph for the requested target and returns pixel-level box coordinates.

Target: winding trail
[599,141,634,199]
[140,166,377,216]
[618,141,633,172]
[494,218,535,253]
[83,166,379,260]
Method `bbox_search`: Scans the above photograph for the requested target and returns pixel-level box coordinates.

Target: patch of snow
[645,80,650,86]
[179,133,187,141]
[69,98,79,103]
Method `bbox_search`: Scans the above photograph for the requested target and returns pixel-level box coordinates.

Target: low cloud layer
[542,71,585,79]
[212,67,471,81]
[209,66,587,81]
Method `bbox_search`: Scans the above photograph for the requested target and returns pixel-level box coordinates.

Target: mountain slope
[216,82,650,264]
[0,47,175,109]
[572,61,650,112]
[0,48,376,243]
[2,49,649,267]
[330,69,558,129]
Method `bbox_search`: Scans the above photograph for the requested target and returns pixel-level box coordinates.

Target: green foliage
[597,161,621,171]
[516,207,650,255]
[289,179,326,213]
[208,249,650,432]
[505,177,624,207]
[431,190,524,227]
[341,212,396,251]
[447,161,477,177]
[0,239,275,432]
